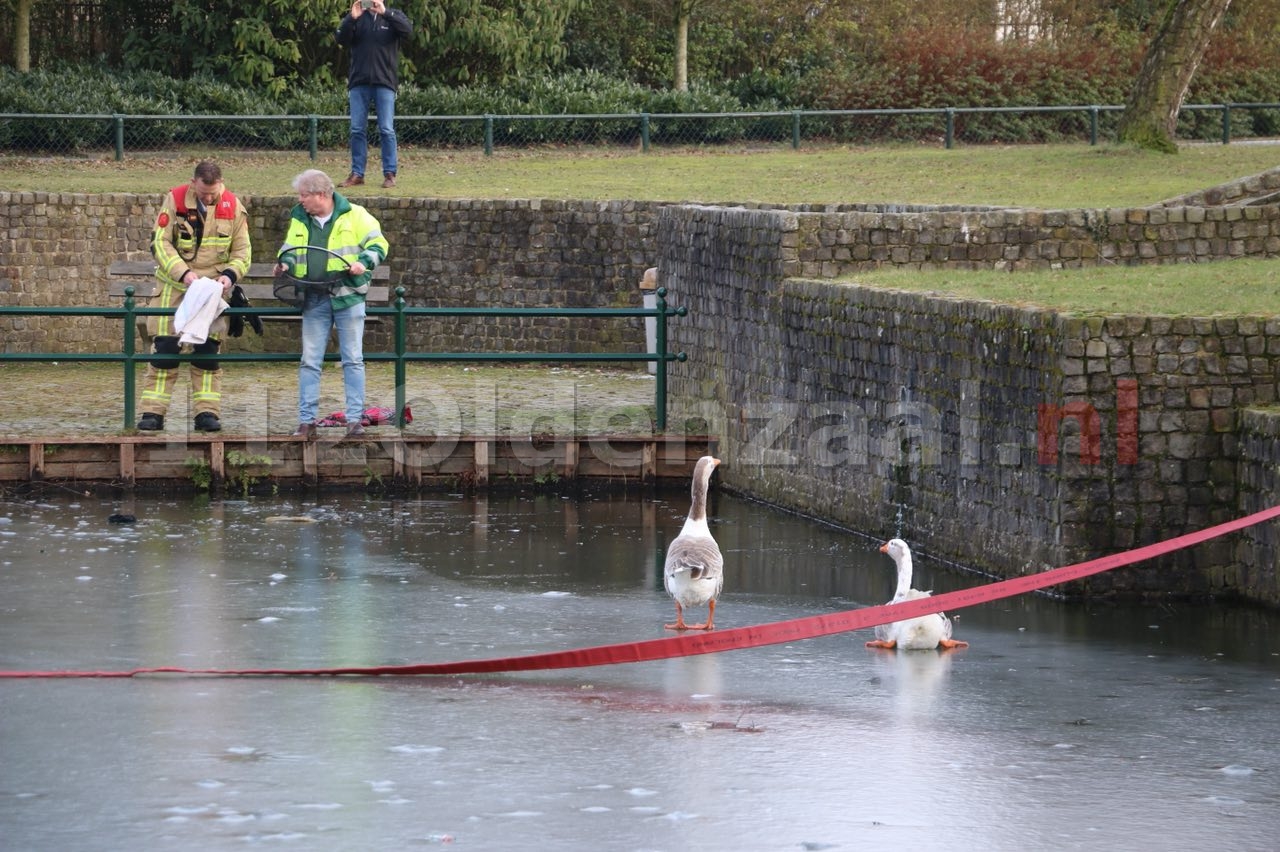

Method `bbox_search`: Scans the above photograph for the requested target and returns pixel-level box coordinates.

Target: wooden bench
[108,260,392,324]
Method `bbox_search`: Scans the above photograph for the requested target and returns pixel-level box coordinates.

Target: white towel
[174,277,229,345]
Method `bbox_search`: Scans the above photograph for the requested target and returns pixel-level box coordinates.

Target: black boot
[137,413,164,431]
[194,412,222,432]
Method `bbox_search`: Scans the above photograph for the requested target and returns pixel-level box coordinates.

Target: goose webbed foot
[665,602,688,631]
[665,619,715,631]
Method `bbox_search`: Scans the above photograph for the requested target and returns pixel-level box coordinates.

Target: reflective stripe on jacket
[278,193,389,310]
[151,185,251,291]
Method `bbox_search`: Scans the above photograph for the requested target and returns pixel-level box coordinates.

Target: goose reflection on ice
[869,646,954,719]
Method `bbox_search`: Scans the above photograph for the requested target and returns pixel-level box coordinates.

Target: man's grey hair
[292,169,335,196]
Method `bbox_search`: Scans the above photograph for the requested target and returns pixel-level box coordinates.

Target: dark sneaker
[137,413,164,431]
[193,412,222,432]
[340,173,364,187]
[291,422,317,441]
[381,173,396,188]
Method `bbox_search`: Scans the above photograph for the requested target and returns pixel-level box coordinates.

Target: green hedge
[5,43,1280,153]
[0,66,756,152]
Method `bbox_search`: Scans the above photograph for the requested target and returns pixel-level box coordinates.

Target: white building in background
[996,0,1042,42]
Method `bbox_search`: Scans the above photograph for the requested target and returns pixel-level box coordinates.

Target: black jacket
[336,7,413,92]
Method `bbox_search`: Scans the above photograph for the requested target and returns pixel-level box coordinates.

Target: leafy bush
[0,65,185,151]
[6,43,1280,155]
[800,28,1145,144]
[801,25,1280,145]
[1184,34,1280,141]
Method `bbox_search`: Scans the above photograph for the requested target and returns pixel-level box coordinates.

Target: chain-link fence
[4,103,1280,158]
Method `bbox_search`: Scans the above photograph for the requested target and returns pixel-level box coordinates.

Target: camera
[360,0,373,8]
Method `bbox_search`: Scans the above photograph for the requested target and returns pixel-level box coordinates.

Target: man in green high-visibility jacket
[274,169,390,441]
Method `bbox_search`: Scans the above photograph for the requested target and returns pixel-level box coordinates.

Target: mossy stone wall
[658,203,1280,604]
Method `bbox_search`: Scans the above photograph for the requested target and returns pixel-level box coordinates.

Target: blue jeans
[299,291,366,426]
[348,84,397,178]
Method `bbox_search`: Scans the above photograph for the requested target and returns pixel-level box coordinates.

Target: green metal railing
[4,101,1278,159]
[0,286,688,431]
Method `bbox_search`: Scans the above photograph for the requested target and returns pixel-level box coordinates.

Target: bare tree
[1116,0,1234,153]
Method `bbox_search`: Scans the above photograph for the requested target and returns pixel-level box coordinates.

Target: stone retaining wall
[1158,164,1280,208]
[658,203,1280,604]
[6,189,1280,356]
[0,192,660,356]
[1237,408,1280,605]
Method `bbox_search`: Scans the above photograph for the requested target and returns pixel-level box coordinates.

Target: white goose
[866,538,968,651]
[663,455,723,631]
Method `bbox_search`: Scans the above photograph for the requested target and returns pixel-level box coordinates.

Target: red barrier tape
[5,504,1279,679]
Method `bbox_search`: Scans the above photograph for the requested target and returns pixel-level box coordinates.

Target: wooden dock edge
[0,434,718,491]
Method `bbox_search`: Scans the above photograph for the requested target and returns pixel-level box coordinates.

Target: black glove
[227,284,263,336]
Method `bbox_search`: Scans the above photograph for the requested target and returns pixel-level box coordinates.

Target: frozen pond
[2,490,1279,851]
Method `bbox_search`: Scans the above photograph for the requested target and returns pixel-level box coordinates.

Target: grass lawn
[847,258,1280,316]
[4,140,1280,209]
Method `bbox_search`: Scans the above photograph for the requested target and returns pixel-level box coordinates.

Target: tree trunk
[15,0,32,71]
[674,7,690,91]
[1116,0,1233,153]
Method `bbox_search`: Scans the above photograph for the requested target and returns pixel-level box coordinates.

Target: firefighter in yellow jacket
[137,161,251,433]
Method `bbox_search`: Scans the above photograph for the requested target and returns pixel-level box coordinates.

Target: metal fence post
[641,113,650,153]
[1089,106,1099,146]
[655,287,669,431]
[113,115,124,161]
[792,111,801,150]
[123,287,137,429]
[394,286,408,428]
[484,115,494,156]
[308,115,318,161]
[945,109,955,149]
[1222,103,1232,145]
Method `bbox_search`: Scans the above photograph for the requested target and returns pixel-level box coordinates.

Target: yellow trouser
[138,280,228,417]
